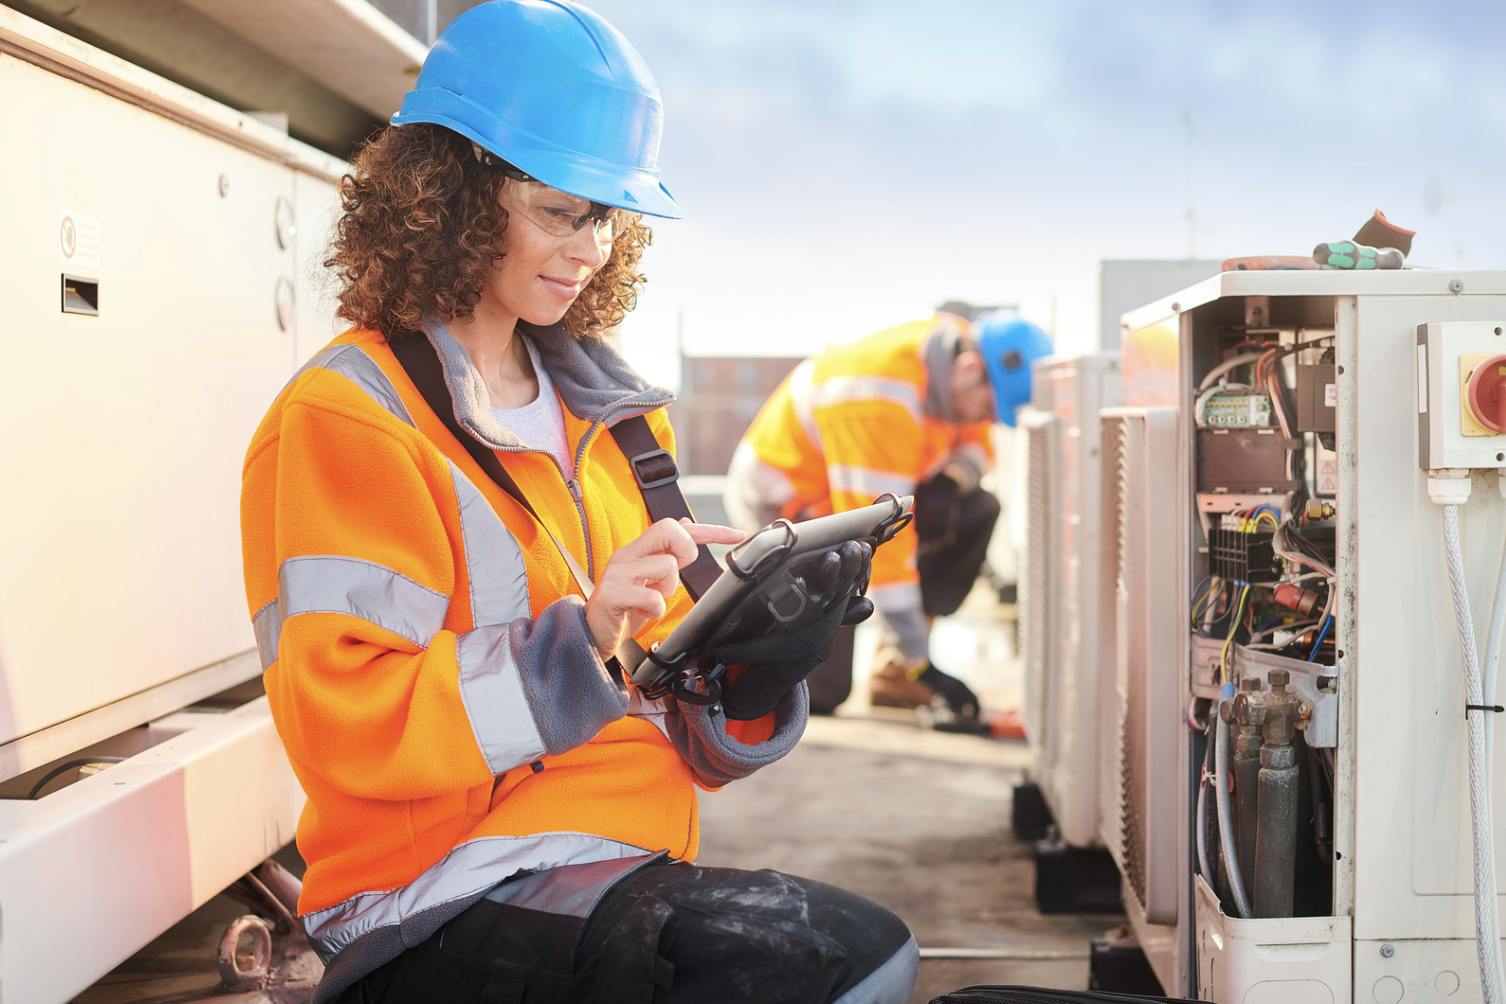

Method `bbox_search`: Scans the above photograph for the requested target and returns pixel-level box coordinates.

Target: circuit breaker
[1418,320,1506,469]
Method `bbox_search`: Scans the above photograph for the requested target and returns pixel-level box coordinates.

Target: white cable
[1484,475,1506,764]
[1442,502,1506,1002]
[1198,352,1267,392]
[1214,711,1254,919]
[1196,775,1214,886]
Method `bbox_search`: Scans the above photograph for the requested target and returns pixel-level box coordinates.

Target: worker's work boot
[867,652,937,709]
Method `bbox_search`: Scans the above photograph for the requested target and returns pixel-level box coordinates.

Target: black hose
[26,756,126,799]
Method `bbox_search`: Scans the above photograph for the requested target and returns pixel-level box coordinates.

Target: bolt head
[1380,943,1395,958]
[1241,678,1262,692]
[1450,279,1465,295]
[1269,668,1290,688]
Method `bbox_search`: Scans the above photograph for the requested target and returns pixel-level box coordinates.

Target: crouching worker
[239,3,917,1001]
[725,312,1053,720]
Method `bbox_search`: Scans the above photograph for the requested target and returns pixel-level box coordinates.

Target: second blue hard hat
[392,0,682,218]
[976,313,1054,427]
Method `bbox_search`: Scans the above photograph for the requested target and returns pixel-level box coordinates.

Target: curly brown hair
[324,123,652,342]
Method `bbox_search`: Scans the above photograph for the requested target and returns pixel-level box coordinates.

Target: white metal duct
[1099,406,1180,922]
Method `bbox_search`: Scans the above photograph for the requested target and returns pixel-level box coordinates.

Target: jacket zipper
[484,392,664,583]
[492,442,598,580]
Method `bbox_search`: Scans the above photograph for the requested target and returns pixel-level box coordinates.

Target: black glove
[916,661,980,721]
[708,540,875,720]
[914,472,964,558]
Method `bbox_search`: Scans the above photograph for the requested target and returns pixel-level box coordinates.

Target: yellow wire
[1254,512,1279,530]
[1189,580,1215,626]
[1220,585,1251,684]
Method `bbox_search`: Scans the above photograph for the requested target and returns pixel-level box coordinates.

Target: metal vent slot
[1099,407,1179,924]
[1019,412,1059,751]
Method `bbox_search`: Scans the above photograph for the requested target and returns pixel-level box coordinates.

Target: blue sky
[581,1,1506,384]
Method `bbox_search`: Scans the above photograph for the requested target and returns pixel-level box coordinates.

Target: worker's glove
[707,540,875,720]
[915,472,964,558]
[916,661,980,722]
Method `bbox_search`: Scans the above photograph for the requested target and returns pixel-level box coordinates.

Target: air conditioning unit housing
[1098,406,1180,925]
[1018,354,1122,848]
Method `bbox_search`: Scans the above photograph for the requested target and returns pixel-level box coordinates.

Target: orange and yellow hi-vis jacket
[725,316,993,662]
[241,323,803,995]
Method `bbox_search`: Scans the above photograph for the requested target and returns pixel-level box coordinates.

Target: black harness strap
[389,333,552,530]
[608,416,722,601]
[388,332,720,603]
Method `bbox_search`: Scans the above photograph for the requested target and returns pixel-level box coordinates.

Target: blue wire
[1250,503,1282,522]
[1308,616,1332,661]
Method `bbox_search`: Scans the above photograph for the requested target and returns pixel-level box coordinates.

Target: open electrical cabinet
[1110,270,1506,1002]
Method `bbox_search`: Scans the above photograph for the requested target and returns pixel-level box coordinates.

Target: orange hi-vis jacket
[241,323,803,995]
[726,316,993,662]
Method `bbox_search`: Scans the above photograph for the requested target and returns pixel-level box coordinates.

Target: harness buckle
[630,448,680,490]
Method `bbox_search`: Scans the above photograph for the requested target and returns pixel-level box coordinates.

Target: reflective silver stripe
[276,555,450,651]
[867,580,924,614]
[481,853,661,916]
[448,462,545,773]
[724,444,795,532]
[953,442,990,478]
[828,465,915,499]
[816,375,922,420]
[299,343,414,425]
[933,442,990,492]
[252,600,280,670]
[449,463,531,628]
[303,831,651,963]
[454,626,547,773]
[786,360,821,448]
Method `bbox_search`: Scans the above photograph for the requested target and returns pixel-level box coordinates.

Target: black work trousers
[334,859,917,1004]
[912,477,1002,618]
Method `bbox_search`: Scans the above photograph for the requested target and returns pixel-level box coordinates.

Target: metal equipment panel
[1348,289,1506,945]
[1194,877,1351,1003]
[1099,406,1180,923]
[1022,355,1122,848]
[0,43,337,753]
[0,698,303,1003]
[1020,409,1061,760]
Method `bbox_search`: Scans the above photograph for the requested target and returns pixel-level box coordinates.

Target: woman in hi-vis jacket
[239,1,918,1002]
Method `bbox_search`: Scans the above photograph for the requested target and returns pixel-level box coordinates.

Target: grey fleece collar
[422,322,674,452]
[923,321,963,422]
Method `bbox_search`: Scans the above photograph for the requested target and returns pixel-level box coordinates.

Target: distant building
[672,355,802,475]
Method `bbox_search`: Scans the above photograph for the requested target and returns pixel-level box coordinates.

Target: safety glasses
[474,144,623,246]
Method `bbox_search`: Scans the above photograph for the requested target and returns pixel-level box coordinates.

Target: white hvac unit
[0,9,347,1000]
[1111,269,1506,1002]
[1018,354,1122,848]
[1097,407,1180,928]
[1019,408,1060,755]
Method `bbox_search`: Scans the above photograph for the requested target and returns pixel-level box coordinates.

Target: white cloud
[588,0,1506,377]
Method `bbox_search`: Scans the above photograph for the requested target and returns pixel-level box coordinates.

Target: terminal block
[1210,518,1281,584]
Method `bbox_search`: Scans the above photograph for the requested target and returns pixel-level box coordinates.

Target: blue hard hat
[392,0,681,219]
[976,314,1053,427]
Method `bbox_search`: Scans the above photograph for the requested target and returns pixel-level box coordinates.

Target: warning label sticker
[59,212,102,274]
[1317,453,1339,496]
